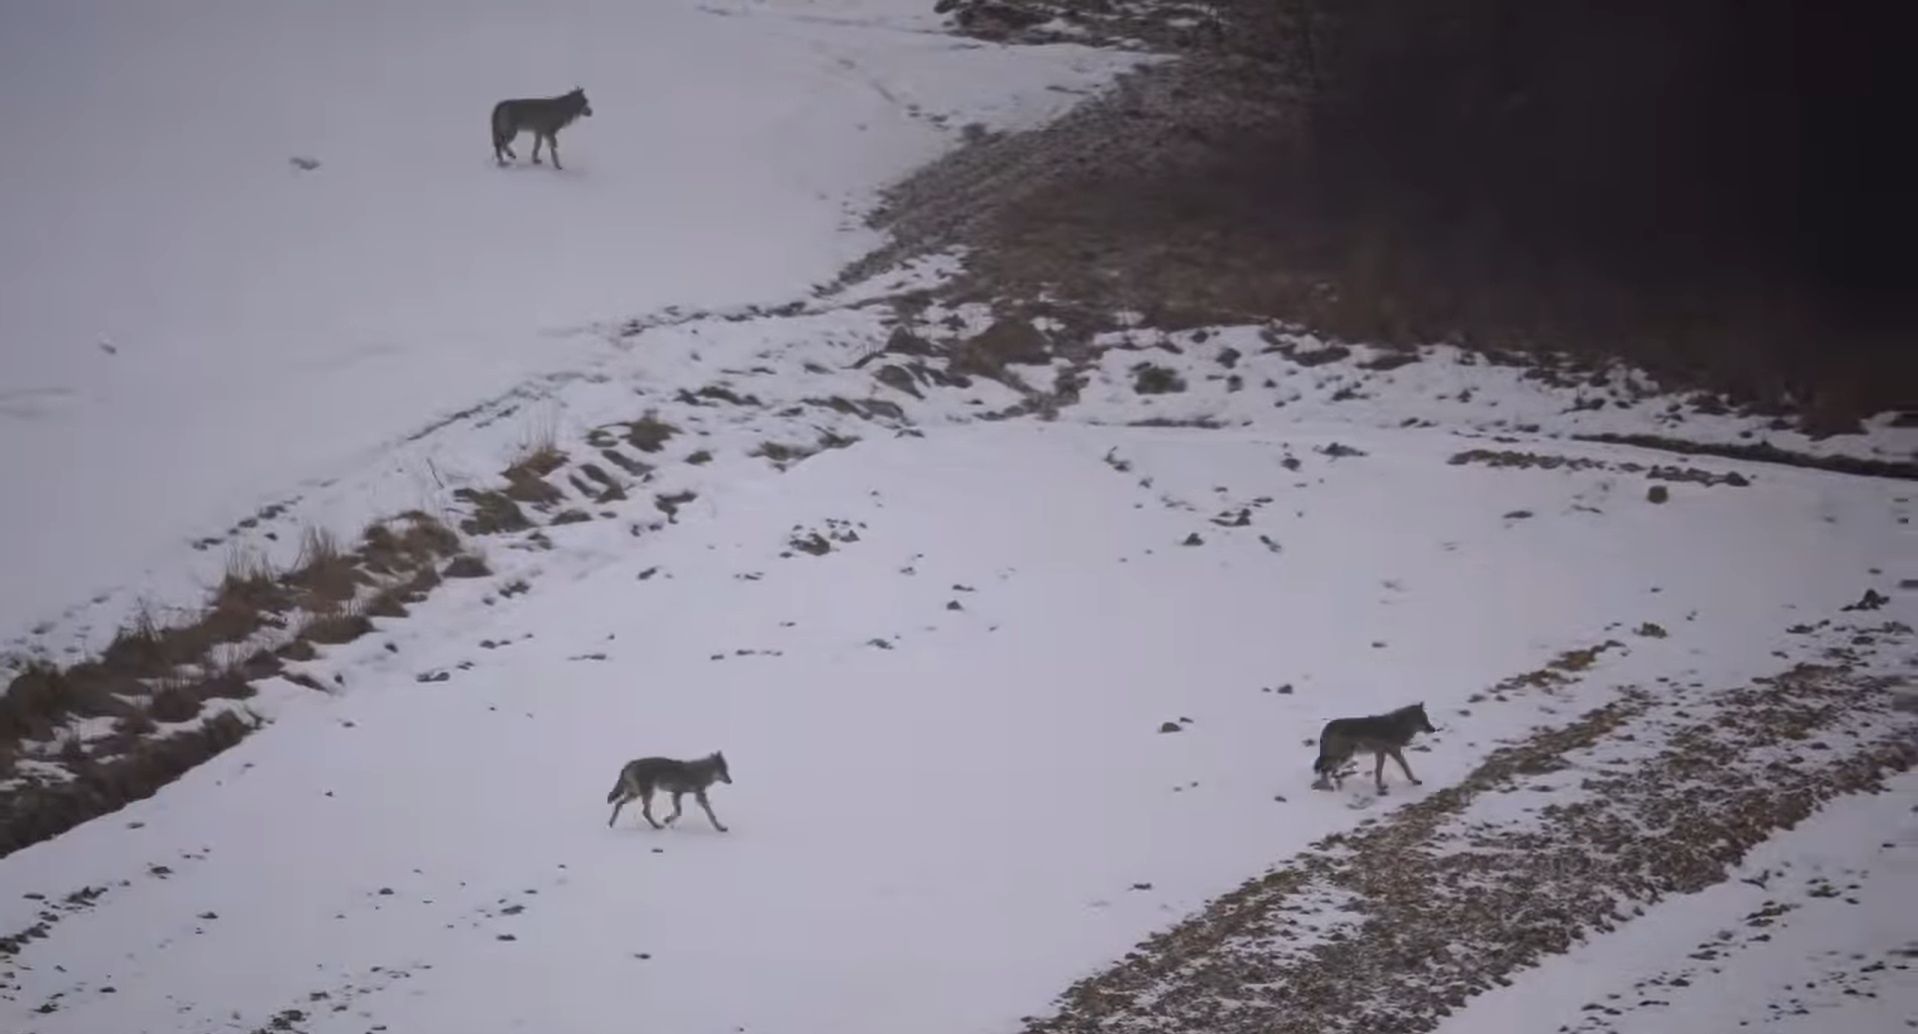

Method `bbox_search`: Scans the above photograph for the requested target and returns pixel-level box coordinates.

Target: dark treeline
[1265,0,1912,420]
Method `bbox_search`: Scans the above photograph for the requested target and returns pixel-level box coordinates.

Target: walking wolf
[491,87,593,170]
[1312,703,1438,793]
[606,752,733,831]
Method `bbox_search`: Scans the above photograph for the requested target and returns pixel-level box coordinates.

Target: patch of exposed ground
[1020,618,1917,1034]
[1448,449,1754,487]
[0,513,469,857]
[1572,434,1918,482]
[885,0,1916,432]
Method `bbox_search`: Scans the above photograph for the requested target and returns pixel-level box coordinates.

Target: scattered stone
[1842,589,1890,612]
[443,554,491,578]
[791,532,833,556]
[1132,363,1187,395]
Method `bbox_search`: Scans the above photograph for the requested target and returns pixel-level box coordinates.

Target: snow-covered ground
[1438,771,1918,1034]
[0,0,1137,642]
[0,295,1911,1028]
[4,3,1916,1032]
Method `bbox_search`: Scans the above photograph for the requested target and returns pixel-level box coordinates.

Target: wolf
[606,752,732,831]
[1311,702,1438,793]
[491,87,593,170]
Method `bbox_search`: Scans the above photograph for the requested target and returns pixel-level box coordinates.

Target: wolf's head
[709,751,732,783]
[1408,702,1437,734]
[569,86,593,118]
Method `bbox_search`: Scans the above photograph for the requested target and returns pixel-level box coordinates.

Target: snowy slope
[0,0,1137,639]
[1,400,1909,1031]
[1435,772,1918,1034]
[4,4,1916,1031]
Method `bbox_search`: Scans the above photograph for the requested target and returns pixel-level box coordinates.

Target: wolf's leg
[530,132,544,165]
[665,792,684,825]
[1391,748,1422,785]
[640,789,664,830]
[1312,752,1337,791]
[696,790,729,832]
[548,134,563,171]
[1373,750,1389,793]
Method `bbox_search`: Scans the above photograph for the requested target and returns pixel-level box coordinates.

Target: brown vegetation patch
[1574,434,1918,482]
[598,448,654,478]
[752,441,816,468]
[1022,643,1916,1034]
[2,512,461,859]
[806,396,909,423]
[1,712,253,859]
[1132,363,1187,395]
[453,489,532,536]
[300,612,374,646]
[603,413,680,454]
[876,1,1914,431]
[443,554,491,579]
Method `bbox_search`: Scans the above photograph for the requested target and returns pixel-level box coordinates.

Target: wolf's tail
[606,776,624,804]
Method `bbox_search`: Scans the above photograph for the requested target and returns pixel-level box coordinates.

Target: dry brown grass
[751,441,815,466]
[285,525,362,612]
[443,553,492,578]
[359,512,460,575]
[3,507,465,859]
[621,412,680,453]
[301,607,375,646]
[453,488,532,535]
[1,711,253,859]
[875,15,1913,428]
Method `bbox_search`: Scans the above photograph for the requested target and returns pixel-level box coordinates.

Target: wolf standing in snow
[1311,702,1438,793]
[491,87,593,169]
[606,752,733,831]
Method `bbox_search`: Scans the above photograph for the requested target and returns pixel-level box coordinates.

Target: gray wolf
[491,87,593,169]
[606,751,732,831]
[1311,703,1437,793]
